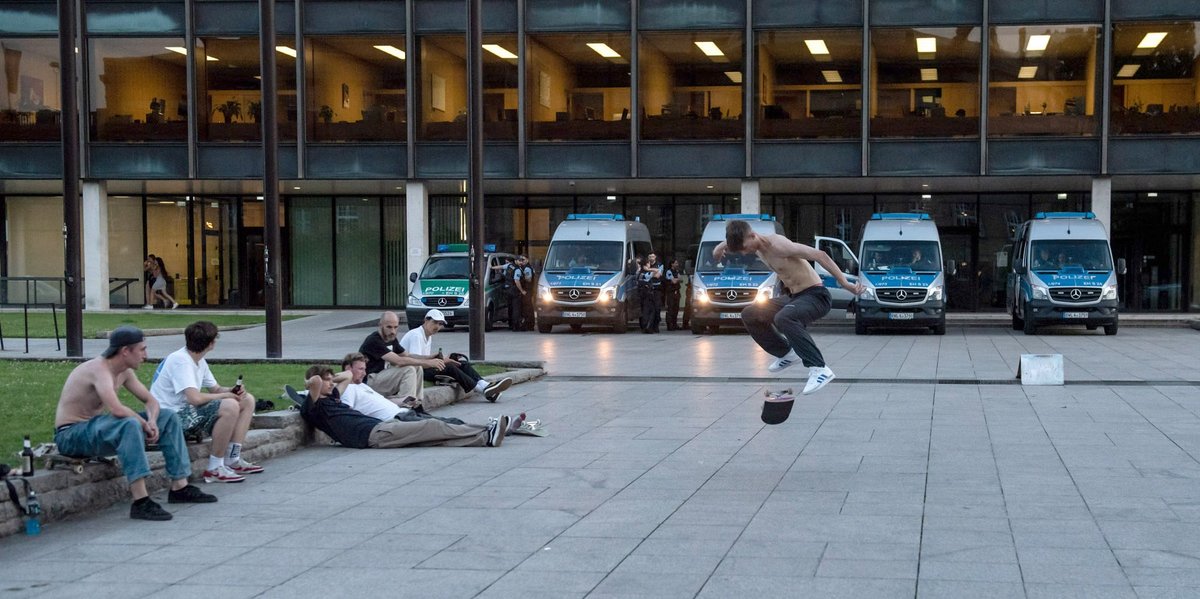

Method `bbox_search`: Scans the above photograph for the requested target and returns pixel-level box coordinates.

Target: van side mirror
[945,260,958,277]
[1117,258,1127,276]
[409,272,418,283]
[684,259,694,275]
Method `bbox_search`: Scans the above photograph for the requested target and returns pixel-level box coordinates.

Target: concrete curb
[0,366,543,537]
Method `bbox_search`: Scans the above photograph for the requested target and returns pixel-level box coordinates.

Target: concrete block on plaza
[1018,354,1064,385]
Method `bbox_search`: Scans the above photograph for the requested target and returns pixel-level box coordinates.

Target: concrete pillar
[405,181,429,299]
[1091,176,1112,236]
[82,181,109,310]
[740,179,761,214]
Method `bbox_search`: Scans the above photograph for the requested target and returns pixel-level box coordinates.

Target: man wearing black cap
[54,326,216,521]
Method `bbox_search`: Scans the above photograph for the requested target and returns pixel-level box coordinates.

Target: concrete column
[405,181,429,299]
[1091,176,1112,236]
[740,179,761,214]
[82,181,109,310]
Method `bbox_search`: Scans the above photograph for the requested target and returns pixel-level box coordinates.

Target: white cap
[425,308,447,323]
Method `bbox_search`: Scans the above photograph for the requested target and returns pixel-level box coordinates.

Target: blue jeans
[54,409,191,483]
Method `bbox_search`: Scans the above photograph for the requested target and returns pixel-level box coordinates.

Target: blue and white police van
[849,213,952,335]
[1006,212,1124,335]
[406,243,516,331]
[689,214,783,334]
[535,214,652,333]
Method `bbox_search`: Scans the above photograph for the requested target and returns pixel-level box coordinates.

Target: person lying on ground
[336,352,466,425]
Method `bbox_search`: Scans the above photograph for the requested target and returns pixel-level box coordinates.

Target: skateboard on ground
[45,453,117,474]
[761,388,795,425]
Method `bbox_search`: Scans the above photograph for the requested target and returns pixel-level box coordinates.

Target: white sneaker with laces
[768,350,800,373]
[203,464,246,483]
[803,366,835,395]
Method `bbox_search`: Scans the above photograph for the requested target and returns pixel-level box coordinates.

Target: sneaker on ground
[168,484,218,504]
[508,412,526,434]
[483,377,513,402]
[142,304,154,310]
[487,414,509,447]
[768,350,800,373]
[203,464,246,483]
[170,301,179,309]
[130,498,173,521]
[228,458,264,475]
[802,366,836,395]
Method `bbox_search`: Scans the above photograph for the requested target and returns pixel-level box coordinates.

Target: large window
[0,38,62,141]
[989,25,1100,136]
[870,27,981,138]
[306,36,406,142]
[1112,22,1200,135]
[527,33,631,141]
[88,38,188,141]
[756,29,862,139]
[198,37,297,142]
[416,35,519,141]
[639,31,744,140]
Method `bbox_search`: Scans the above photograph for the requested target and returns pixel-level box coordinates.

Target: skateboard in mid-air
[760,388,795,425]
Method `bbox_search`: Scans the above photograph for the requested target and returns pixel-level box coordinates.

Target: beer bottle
[20,435,34,477]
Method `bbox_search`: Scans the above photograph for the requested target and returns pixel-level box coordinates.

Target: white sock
[474,380,489,394]
[225,443,242,466]
[207,455,224,471]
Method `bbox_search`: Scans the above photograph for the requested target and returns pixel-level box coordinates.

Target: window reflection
[306,36,406,142]
[639,31,744,140]
[88,38,187,141]
[528,33,630,141]
[989,25,1099,137]
[1112,22,1200,135]
[756,29,862,139]
[417,35,519,141]
[870,27,980,138]
[198,37,297,142]
[0,38,61,141]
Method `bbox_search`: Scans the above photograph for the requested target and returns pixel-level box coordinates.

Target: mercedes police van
[1006,212,1123,335]
[850,213,952,335]
[689,214,783,334]
[406,243,517,331]
[535,214,651,333]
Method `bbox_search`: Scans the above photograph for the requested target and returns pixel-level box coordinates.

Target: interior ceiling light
[916,37,937,54]
[694,41,725,57]
[804,39,830,56]
[920,68,938,81]
[166,46,217,61]
[1018,65,1038,79]
[1138,32,1167,49]
[373,45,405,60]
[1057,193,1068,199]
[482,44,517,59]
[1116,64,1140,77]
[587,42,621,59]
[1025,34,1051,52]
[724,71,742,83]
[821,70,842,83]
[275,45,296,57]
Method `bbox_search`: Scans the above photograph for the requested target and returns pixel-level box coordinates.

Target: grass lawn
[0,360,507,453]
[0,312,304,339]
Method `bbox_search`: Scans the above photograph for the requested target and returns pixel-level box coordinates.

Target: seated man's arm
[95,371,154,439]
[123,374,162,443]
[383,350,441,370]
[182,385,237,407]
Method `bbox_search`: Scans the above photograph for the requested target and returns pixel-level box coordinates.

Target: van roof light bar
[1034,212,1095,219]
[871,213,932,220]
[436,243,497,252]
[566,213,624,221]
[711,213,774,221]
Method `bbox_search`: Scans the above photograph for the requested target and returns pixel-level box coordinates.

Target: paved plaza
[2,315,1200,598]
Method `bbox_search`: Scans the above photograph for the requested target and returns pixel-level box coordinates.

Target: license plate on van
[563,311,586,318]
[889,312,914,320]
[440,310,453,316]
[1063,312,1088,319]
[719,312,741,319]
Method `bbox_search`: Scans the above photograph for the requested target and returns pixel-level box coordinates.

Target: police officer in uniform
[664,258,682,331]
[639,253,663,333]
[519,256,536,331]
[502,257,525,331]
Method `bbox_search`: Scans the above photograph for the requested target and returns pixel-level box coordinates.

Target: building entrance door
[942,230,978,311]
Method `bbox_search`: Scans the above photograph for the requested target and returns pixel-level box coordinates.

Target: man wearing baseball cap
[399,309,513,401]
[54,326,217,521]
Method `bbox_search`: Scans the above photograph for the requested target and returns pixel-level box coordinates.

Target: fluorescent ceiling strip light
[166,46,217,61]
[483,44,517,59]
[587,42,621,58]
[916,37,937,54]
[821,70,842,83]
[1138,32,1167,49]
[724,71,742,83]
[1026,35,1051,52]
[804,39,829,55]
[920,68,938,81]
[373,45,406,60]
[694,41,724,57]
[1116,64,1139,77]
[1018,65,1038,79]
[276,45,296,57]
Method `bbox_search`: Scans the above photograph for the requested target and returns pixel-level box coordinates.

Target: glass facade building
[0,0,1197,312]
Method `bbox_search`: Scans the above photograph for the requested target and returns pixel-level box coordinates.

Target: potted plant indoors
[248,101,262,124]
[318,105,334,124]
[215,99,241,123]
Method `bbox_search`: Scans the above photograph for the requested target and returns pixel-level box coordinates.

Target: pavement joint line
[542,375,1200,386]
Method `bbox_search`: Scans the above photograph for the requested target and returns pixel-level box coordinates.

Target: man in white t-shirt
[336,352,482,427]
[150,321,263,483]
[399,309,512,402]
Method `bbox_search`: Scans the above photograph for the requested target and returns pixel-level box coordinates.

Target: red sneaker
[203,465,246,483]
[228,458,264,475]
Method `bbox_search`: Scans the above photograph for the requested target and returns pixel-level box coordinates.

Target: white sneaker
[768,350,800,373]
[142,304,154,310]
[803,366,835,395]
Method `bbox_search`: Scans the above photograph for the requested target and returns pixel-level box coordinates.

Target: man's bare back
[56,358,136,427]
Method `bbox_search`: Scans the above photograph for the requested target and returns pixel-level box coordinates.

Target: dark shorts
[176,401,222,437]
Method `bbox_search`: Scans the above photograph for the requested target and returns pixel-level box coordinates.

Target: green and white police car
[406,244,518,330]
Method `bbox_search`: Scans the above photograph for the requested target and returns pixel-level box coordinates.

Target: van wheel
[570,324,583,332]
[691,322,705,335]
[611,306,627,334]
[1022,305,1037,335]
[1011,310,1023,330]
[932,322,946,335]
[484,305,495,332]
[855,319,867,335]
[537,320,552,333]
[708,325,720,334]
[1104,320,1118,336]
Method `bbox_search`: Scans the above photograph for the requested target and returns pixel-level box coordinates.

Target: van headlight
[928,285,943,301]
[407,294,422,307]
[1032,284,1049,300]
[693,282,708,304]
[538,285,552,303]
[755,287,772,303]
[1101,284,1117,300]
[598,287,616,303]
[859,286,876,301]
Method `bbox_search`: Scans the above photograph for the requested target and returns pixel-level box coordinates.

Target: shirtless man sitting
[53,326,216,521]
[713,220,863,395]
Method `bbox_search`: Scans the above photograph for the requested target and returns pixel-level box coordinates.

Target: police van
[406,243,517,331]
[1006,212,1123,335]
[535,214,651,333]
[849,213,952,335]
[689,214,783,334]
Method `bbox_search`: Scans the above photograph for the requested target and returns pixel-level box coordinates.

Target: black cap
[102,325,145,358]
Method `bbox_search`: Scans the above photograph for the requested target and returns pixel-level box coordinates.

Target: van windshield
[545,241,622,272]
[861,241,942,273]
[1030,240,1112,272]
[696,241,770,273]
[419,256,469,279]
